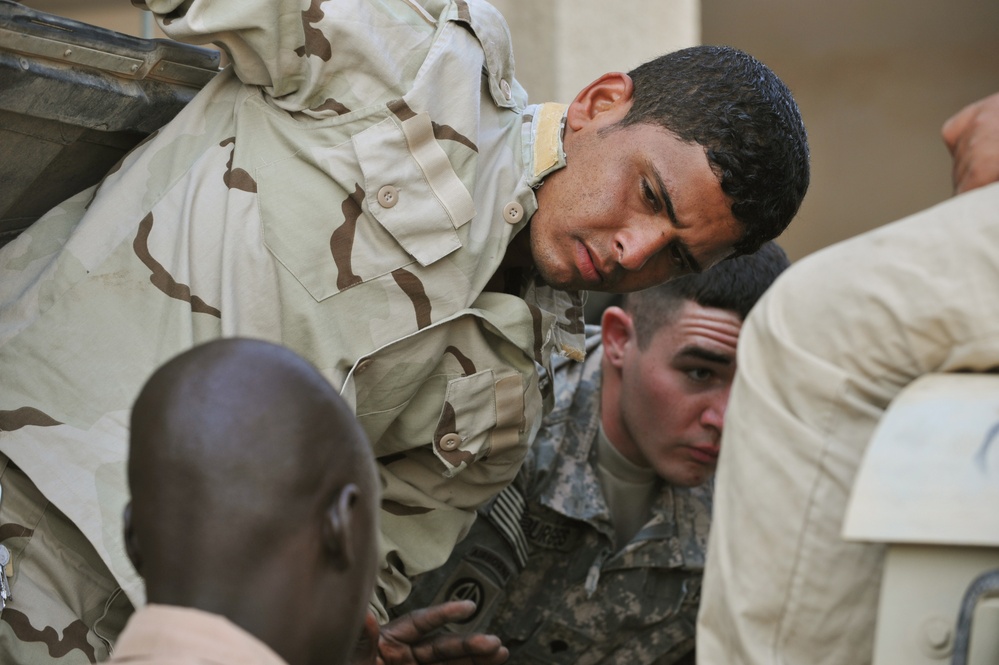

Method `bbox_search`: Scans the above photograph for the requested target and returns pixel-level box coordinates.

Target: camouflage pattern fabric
[0,0,585,655]
[395,330,711,664]
[0,455,134,664]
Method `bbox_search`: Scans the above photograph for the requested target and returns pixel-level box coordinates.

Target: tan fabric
[0,0,584,642]
[0,455,133,665]
[697,182,999,665]
[108,605,288,665]
[594,425,656,549]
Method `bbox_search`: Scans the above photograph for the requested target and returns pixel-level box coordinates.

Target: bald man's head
[126,338,378,665]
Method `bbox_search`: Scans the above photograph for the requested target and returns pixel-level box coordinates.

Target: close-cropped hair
[623,241,790,348]
[617,45,810,256]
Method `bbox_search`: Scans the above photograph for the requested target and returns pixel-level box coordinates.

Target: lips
[687,445,720,465]
[575,242,603,285]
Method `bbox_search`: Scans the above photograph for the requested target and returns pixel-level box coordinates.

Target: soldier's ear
[322,483,360,571]
[122,502,143,576]
[565,72,634,133]
[601,306,634,368]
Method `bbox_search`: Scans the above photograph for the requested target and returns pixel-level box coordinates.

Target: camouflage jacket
[394,328,713,664]
[0,0,584,620]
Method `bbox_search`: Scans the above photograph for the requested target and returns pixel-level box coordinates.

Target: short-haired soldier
[395,242,791,664]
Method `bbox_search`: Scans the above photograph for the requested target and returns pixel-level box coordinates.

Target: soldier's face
[529,100,742,293]
[601,300,741,487]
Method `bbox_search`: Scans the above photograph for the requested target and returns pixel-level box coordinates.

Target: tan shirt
[595,425,657,549]
[109,604,288,665]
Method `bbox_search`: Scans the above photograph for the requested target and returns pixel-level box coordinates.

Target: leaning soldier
[0,0,808,661]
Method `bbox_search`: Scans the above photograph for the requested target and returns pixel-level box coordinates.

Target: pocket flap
[353,115,473,267]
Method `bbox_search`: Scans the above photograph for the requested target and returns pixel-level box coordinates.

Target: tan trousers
[0,454,134,664]
[697,183,999,665]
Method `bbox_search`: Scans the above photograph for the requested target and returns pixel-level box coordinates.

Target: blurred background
[17,0,999,263]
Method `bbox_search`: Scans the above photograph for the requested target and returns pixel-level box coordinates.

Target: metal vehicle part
[0,0,219,246]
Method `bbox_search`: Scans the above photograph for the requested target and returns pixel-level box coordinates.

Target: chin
[532,260,576,291]
[661,467,713,489]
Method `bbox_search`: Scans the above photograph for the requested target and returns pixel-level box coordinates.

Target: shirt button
[354,358,373,375]
[500,78,512,100]
[439,433,462,451]
[378,185,399,208]
[503,201,524,224]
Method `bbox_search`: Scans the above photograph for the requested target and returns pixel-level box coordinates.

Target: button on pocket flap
[432,369,498,475]
[258,142,418,303]
[450,0,521,110]
[353,115,472,267]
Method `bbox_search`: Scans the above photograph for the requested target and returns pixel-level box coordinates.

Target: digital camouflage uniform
[0,0,585,661]
[394,329,711,665]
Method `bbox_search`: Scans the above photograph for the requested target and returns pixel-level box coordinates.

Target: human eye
[686,367,715,382]
[668,243,690,271]
[641,178,662,213]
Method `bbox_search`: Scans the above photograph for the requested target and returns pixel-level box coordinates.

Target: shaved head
[127,338,379,665]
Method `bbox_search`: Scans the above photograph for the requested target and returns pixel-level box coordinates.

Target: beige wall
[18,0,165,38]
[492,0,698,102]
[703,0,999,260]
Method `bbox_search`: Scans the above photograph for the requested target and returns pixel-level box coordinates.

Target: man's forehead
[663,302,742,350]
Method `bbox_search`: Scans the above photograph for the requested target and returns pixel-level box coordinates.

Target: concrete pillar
[492,0,700,103]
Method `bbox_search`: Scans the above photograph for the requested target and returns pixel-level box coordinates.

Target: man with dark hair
[620,47,810,256]
[0,0,808,661]
[394,242,790,664]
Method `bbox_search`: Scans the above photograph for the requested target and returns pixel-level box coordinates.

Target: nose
[614,224,667,272]
[700,390,728,435]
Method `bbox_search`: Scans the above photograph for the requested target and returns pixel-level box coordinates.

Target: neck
[486,226,535,293]
[599,355,648,468]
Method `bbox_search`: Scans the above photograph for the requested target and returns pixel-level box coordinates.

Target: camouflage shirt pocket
[432,369,524,477]
[257,113,473,303]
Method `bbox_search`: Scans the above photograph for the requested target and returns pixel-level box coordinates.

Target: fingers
[378,602,509,665]
[351,611,381,665]
[940,91,999,194]
[941,97,979,155]
[409,632,509,665]
[385,600,478,642]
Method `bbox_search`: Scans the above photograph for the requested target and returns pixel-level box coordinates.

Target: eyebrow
[649,164,703,273]
[676,345,733,365]
[649,164,678,225]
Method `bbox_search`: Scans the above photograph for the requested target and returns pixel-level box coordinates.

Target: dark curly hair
[624,240,790,347]
[617,45,810,255]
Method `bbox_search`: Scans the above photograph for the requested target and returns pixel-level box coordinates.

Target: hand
[352,612,382,665]
[941,91,999,194]
[368,600,509,665]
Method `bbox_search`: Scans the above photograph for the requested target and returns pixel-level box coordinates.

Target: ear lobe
[322,483,360,571]
[600,306,634,368]
[122,502,144,576]
[566,72,635,131]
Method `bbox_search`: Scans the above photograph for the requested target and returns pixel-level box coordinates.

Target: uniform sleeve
[345,309,545,622]
[139,0,438,111]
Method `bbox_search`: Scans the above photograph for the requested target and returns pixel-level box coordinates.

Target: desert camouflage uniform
[0,0,584,661]
[395,329,711,665]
